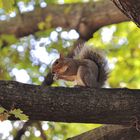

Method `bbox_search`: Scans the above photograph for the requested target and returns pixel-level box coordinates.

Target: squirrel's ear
[59,53,64,59]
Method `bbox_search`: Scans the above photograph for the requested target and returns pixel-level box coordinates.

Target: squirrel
[51,45,109,88]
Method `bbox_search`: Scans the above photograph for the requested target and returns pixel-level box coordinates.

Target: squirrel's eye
[55,61,59,64]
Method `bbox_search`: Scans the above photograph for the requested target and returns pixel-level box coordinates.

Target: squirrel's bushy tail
[79,46,109,87]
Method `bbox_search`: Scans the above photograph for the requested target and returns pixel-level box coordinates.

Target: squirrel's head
[52,53,69,75]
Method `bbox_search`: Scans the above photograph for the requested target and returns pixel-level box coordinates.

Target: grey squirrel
[51,45,109,87]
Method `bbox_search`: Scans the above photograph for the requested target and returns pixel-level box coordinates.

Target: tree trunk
[0,0,128,39]
[1,80,140,125]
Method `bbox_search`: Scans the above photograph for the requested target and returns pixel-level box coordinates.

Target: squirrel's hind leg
[76,66,97,88]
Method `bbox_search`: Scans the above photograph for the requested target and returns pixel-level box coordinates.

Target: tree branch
[112,0,140,27]
[36,122,47,140]
[68,125,140,140]
[14,121,33,140]
[0,80,140,125]
[0,0,128,39]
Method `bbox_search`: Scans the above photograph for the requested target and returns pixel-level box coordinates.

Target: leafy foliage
[0,0,15,12]
[0,0,90,13]
[88,22,140,88]
[0,107,6,114]
[10,109,29,120]
[0,107,29,121]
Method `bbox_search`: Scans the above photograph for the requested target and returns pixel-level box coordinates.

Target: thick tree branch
[0,0,128,39]
[0,80,140,125]
[112,0,140,27]
[68,125,140,140]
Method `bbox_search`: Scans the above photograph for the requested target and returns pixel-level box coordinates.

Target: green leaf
[10,109,29,120]
[0,107,6,114]
[0,0,2,8]
[38,22,46,30]
[2,0,15,12]
[1,34,17,45]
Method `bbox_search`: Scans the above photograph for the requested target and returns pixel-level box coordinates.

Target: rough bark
[112,0,140,27]
[68,125,140,140]
[1,80,140,125]
[0,0,128,39]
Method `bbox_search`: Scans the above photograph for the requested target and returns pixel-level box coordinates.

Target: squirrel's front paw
[53,74,59,80]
